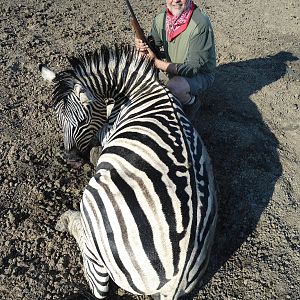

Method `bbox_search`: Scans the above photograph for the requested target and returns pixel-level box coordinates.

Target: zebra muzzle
[64,149,83,169]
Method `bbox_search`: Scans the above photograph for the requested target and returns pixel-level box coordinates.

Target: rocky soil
[0,0,299,299]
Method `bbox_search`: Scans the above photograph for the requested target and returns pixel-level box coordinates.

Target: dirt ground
[0,0,299,299]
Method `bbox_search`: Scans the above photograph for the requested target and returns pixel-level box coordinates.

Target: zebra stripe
[50,45,217,299]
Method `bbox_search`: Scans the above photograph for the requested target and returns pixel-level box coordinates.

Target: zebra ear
[39,64,57,82]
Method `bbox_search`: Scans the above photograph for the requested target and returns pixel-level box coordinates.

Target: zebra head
[40,60,108,163]
[40,45,158,165]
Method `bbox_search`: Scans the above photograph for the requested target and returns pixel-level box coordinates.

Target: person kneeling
[135,0,216,120]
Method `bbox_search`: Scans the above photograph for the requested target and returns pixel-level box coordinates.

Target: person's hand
[134,38,157,62]
[144,46,156,61]
[134,38,148,52]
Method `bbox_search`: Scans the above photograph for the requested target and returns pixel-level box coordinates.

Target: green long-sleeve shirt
[150,6,216,77]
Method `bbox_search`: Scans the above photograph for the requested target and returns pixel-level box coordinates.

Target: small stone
[8,210,15,224]
[54,180,61,188]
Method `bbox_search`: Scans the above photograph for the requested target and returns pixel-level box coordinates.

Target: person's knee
[167,76,190,103]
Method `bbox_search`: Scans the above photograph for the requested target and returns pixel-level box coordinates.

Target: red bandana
[166,1,196,42]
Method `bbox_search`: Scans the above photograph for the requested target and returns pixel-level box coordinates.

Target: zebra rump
[42,44,217,299]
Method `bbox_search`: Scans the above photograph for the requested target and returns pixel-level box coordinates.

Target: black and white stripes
[49,45,217,299]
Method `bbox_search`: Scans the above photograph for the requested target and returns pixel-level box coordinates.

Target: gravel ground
[0,0,299,299]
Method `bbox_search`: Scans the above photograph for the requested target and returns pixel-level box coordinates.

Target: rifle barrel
[125,0,147,42]
[125,0,137,21]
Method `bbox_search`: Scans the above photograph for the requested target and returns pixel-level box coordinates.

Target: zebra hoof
[55,210,75,232]
[90,146,103,167]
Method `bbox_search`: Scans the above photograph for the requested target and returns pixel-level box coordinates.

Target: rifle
[125,0,160,58]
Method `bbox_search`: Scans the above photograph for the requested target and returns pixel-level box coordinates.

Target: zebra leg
[56,210,109,299]
[56,210,86,252]
[88,131,103,167]
[81,250,110,299]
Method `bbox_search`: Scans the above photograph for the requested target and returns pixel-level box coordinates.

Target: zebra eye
[78,119,86,127]
[74,83,85,96]
[79,87,86,94]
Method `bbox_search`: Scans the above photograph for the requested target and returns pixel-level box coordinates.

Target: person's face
[166,0,189,16]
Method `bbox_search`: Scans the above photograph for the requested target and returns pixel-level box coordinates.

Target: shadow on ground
[194,51,298,290]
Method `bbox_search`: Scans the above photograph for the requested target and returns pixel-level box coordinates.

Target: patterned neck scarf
[166,0,196,42]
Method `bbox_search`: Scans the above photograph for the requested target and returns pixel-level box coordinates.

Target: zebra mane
[52,44,157,107]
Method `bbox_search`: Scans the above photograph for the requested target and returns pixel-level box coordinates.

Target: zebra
[40,44,217,300]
